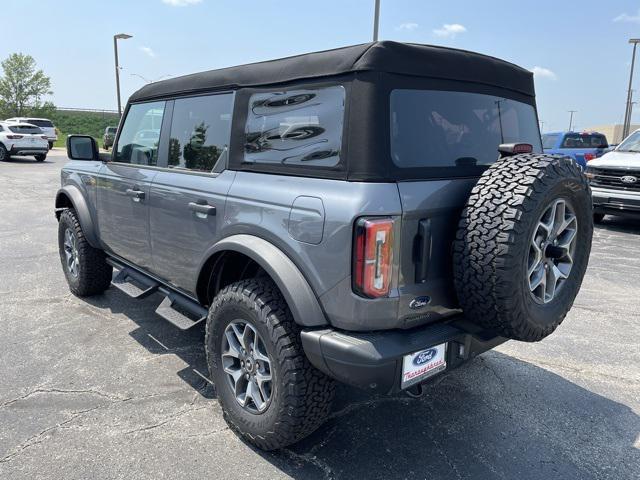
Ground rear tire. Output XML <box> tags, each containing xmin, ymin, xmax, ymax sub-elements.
<box><xmin>35</xmin><ymin>154</ymin><xmax>46</xmax><ymax>162</ymax></box>
<box><xmin>206</xmin><ymin>279</ymin><xmax>334</xmax><ymax>450</ymax></box>
<box><xmin>593</xmin><ymin>213</ymin><xmax>605</xmax><ymax>223</ymax></box>
<box><xmin>58</xmin><ymin>209</ymin><xmax>112</xmax><ymax>296</ymax></box>
<box><xmin>453</xmin><ymin>154</ymin><xmax>593</xmax><ymax>342</ymax></box>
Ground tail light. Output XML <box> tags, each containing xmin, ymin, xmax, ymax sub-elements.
<box><xmin>584</xmin><ymin>153</ymin><xmax>596</xmax><ymax>162</ymax></box>
<box><xmin>6</xmin><ymin>135</ymin><xmax>23</xmax><ymax>139</ymax></box>
<box><xmin>353</xmin><ymin>217</ymin><xmax>394</xmax><ymax>298</ymax></box>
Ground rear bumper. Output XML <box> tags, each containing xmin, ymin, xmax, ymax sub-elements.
<box><xmin>592</xmin><ymin>186</ymin><xmax>640</xmax><ymax>217</ymax></box>
<box><xmin>8</xmin><ymin>146</ymin><xmax>48</xmax><ymax>156</ymax></box>
<box><xmin>301</xmin><ymin>319</ymin><xmax>506</xmax><ymax>394</ymax></box>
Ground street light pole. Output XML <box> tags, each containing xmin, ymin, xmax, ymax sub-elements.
<box><xmin>568</xmin><ymin>110</ymin><xmax>577</xmax><ymax>131</ymax></box>
<box><xmin>373</xmin><ymin>0</ymin><xmax>381</xmax><ymax>41</ymax></box>
<box><xmin>623</xmin><ymin>39</ymin><xmax>640</xmax><ymax>139</ymax></box>
<box><xmin>113</xmin><ymin>33</ymin><xmax>132</xmax><ymax>117</ymax></box>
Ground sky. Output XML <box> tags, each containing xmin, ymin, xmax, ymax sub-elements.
<box><xmin>2</xmin><ymin>0</ymin><xmax>640</xmax><ymax>132</ymax></box>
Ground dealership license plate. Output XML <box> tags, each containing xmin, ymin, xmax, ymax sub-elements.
<box><xmin>401</xmin><ymin>343</ymin><xmax>447</xmax><ymax>389</ymax></box>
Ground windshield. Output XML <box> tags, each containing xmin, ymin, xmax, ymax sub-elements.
<box><xmin>542</xmin><ymin>134</ymin><xmax>560</xmax><ymax>149</ymax></box>
<box><xmin>560</xmin><ymin>133</ymin><xmax>608</xmax><ymax>149</ymax></box>
<box><xmin>390</xmin><ymin>89</ymin><xmax>541</xmax><ymax>170</ymax></box>
<box><xmin>617</xmin><ymin>131</ymin><xmax>640</xmax><ymax>152</ymax></box>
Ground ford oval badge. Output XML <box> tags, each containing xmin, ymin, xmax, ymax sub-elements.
<box><xmin>409</xmin><ymin>296</ymin><xmax>431</xmax><ymax>309</ymax></box>
<box><xmin>621</xmin><ymin>175</ymin><xmax>638</xmax><ymax>184</ymax></box>
<box><xmin>413</xmin><ymin>348</ymin><xmax>437</xmax><ymax>366</ymax></box>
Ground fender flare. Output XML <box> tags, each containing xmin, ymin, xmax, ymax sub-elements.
<box><xmin>204</xmin><ymin>234</ymin><xmax>327</xmax><ymax>327</ymax></box>
<box><xmin>55</xmin><ymin>185</ymin><xmax>100</xmax><ymax>248</ymax></box>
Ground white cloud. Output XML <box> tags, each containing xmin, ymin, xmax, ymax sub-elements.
<box><xmin>433</xmin><ymin>23</ymin><xmax>467</xmax><ymax>38</ymax></box>
<box><xmin>162</xmin><ymin>0</ymin><xmax>202</xmax><ymax>6</ymax></box>
<box><xmin>613</xmin><ymin>9</ymin><xmax>640</xmax><ymax>23</ymax></box>
<box><xmin>396</xmin><ymin>22</ymin><xmax>419</xmax><ymax>31</ymax></box>
<box><xmin>530</xmin><ymin>66</ymin><xmax>557</xmax><ymax>80</ymax></box>
<box><xmin>139</xmin><ymin>46</ymin><xmax>156</xmax><ymax>58</ymax></box>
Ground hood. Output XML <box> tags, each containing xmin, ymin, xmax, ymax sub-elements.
<box><xmin>588</xmin><ymin>150</ymin><xmax>640</xmax><ymax>169</ymax></box>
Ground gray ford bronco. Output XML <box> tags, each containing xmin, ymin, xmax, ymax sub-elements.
<box><xmin>55</xmin><ymin>41</ymin><xmax>593</xmax><ymax>450</ymax></box>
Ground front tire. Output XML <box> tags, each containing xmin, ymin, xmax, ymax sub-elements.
<box><xmin>206</xmin><ymin>279</ymin><xmax>334</xmax><ymax>450</ymax></box>
<box><xmin>58</xmin><ymin>209</ymin><xmax>112</xmax><ymax>296</ymax></box>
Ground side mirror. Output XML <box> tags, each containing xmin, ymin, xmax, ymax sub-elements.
<box><xmin>67</xmin><ymin>135</ymin><xmax>98</xmax><ymax>161</ymax></box>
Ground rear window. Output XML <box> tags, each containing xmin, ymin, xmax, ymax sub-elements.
<box><xmin>26</xmin><ymin>119</ymin><xmax>53</xmax><ymax>128</ymax></box>
<box><xmin>390</xmin><ymin>89</ymin><xmax>541</xmax><ymax>170</ymax></box>
<box><xmin>560</xmin><ymin>133</ymin><xmax>608</xmax><ymax>149</ymax></box>
<box><xmin>542</xmin><ymin>134</ymin><xmax>560</xmax><ymax>149</ymax></box>
<box><xmin>9</xmin><ymin>125</ymin><xmax>42</xmax><ymax>134</ymax></box>
<box><xmin>243</xmin><ymin>86</ymin><xmax>345</xmax><ymax>167</ymax></box>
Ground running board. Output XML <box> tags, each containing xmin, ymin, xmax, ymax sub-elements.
<box><xmin>111</xmin><ymin>267</ymin><xmax>159</xmax><ymax>299</ymax></box>
<box><xmin>155</xmin><ymin>296</ymin><xmax>207</xmax><ymax>330</ymax></box>
<box><xmin>107</xmin><ymin>258</ymin><xmax>206</xmax><ymax>331</ymax></box>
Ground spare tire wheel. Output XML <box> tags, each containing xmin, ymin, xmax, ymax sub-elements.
<box><xmin>453</xmin><ymin>154</ymin><xmax>593</xmax><ymax>342</ymax></box>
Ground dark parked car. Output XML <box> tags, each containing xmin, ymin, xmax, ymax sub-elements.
<box><xmin>102</xmin><ymin>126</ymin><xmax>117</xmax><ymax>150</ymax></box>
<box><xmin>55</xmin><ymin>41</ymin><xmax>593</xmax><ymax>450</ymax></box>
<box><xmin>542</xmin><ymin>131</ymin><xmax>609</xmax><ymax>169</ymax></box>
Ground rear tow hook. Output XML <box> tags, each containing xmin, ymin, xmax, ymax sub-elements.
<box><xmin>405</xmin><ymin>383</ymin><xmax>426</xmax><ymax>398</ymax></box>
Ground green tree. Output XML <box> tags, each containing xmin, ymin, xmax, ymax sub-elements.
<box><xmin>0</xmin><ymin>53</ymin><xmax>53</xmax><ymax>117</ymax></box>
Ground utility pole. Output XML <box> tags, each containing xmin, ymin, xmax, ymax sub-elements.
<box><xmin>113</xmin><ymin>33</ymin><xmax>133</xmax><ymax>117</ymax></box>
<box><xmin>623</xmin><ymin>39</ymin><xmax>640</xmax><ymax>139</ymax></box>
<box><xmin>539</xmin><ymin>120</ymin><xmax>545</xmax><ymax>133</ymax></box>
<box><xmin>568</xmin><ymin>110</ymin><xmax>577</xmax><ymax>131</ymax></box>
<box><xmin>373</xmin><ymin>0</ymin><xmax>381</xmax><ymax>41</ymax></box>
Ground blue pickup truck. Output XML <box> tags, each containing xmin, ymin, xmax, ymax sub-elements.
<box><xmin>542</xmin><ymin>131</ymin><xmax>609</xmax><ymax>169</ymax></box>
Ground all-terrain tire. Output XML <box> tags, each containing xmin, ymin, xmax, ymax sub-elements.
<box><xmin>593</xmin><ymin>213</ymin><xmax>605</xmax><ymax>223</ymax></box>
<box><xmin>453</xmin><ymin>154</ymin><xmax>593</xmax><ymax>342</ymax></box>
<box><xmin>206</xmin><ymin>279</ymin><xmax>335</xmax><ymax>450</ymax></box>
<box><xmin>58</xmin><ymin>209</ymin><xmax>112</xmax><ymax>296</ymax></box>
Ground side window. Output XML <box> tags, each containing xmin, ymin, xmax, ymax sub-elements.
<box><xmin>168</xmin><ymin>94</ymin><xmax>233</xmax><ymax>172</ymax></box>
<box><xmin>244</xmin><ymin>86</ymin><xmax>345</xmax><ymax>167</ymax></box>
<box><xmin>114</xmin><ymin>101</ymin><xmax>165</xmax><ymax>165</ymax></box>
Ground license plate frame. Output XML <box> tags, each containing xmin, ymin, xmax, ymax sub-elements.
<box><xmin>401</xmin><ymin>343</ymin><xmax>447</xmax><ymax>389</ymax></box>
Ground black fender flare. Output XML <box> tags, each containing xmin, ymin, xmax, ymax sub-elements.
<box><xmin>202</xmin><ymin>234</ymin><xmax>327</xmax><ymax>327</ymax></box>
<box><xmin>55</xmin><ymin>185</ymin><xmax>100</xmax><ymax>248</ymax></box>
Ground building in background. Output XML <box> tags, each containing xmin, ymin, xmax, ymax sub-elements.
<box><xmin>584</xmin><ymin>124</ymin><xmax>640</xmax><ymax>144</ymax></box>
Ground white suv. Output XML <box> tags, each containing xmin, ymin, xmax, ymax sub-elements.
<box><xmin>0</xmin><ymin>121</ymin><xmax>49</xmax><ymax>161</ymax></box>
<box><xmin>5</xmin><ymin>117</ymin><xmax>57</xmax><ymax>149</ymax></box>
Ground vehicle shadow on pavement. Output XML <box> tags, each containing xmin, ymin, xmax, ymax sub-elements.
<box><xmin>596</xmin><ymin>216</ymin><xmax>640</xmax><ymax>235</ymax></box>
<box><xmin>264</xmin><ymin>352</ymin><xmax>639</xmax><ymax>480</ymax></box>
<box><xmin>84</xmin><ymin>289</ymin><xmax>216</xmax><ymax>400</ymax></box>
<box><xmin>83</xmin><ymin>291</ymin><xmax>639</xmax><ymax>480</ymax></box>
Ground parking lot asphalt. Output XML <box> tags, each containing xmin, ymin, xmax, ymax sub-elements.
<box><xmin>0</xmin><ymin>149</ymin><xmax>638</xmax><ymax>480</ymax></box>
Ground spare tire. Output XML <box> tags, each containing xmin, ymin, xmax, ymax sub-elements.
<box><xmin>453</xmin><ymin>154</ymin><xmax>593</xmax><ymax>342</ymax></box>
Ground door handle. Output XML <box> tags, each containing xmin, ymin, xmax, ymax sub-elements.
<box><xmin>125</xmin><ymin>188</ymin><xmax>145</xmax><ymax>201</ymax></box>
<box><xmin>188</xmin><ymin>202</ymin><xmax>216</xmax><ymax>217</ymax></box>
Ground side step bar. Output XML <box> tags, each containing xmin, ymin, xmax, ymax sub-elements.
<box><xmin>107</xmin><ymin>259</ymin><xmax>207</xmax><ymax>330</ymax></box>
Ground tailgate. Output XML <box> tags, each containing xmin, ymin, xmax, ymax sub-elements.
<box><xmin>396</xmin><ymin>179</ymin><xmax>477</xmax><ymax>328</ymax></box>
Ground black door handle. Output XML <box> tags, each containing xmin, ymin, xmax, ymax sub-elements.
<box><xmin>125</xmin><ymin>188</ymin><xmax>145</xmax><ymax>200</ymax></box>
<box><xmin>188</xmin><ymin>202</ymin><xmax>216</xmax><ymax>216</ymax></box>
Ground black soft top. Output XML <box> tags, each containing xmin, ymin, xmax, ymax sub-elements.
<box><xmin>129</xmin><ymin>41</ymin><xmax>534</xmax><ymax>102</ymax></box>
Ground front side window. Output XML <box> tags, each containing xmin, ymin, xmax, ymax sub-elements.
<box><xmin>390</xmin><ymin>89</ymin><xmax>542</xmax><ymax>170</ymax></box>
<box><xmin>244</xmin><ymin>86</ymin><xmax>345</xmax><ymax>167</ymax></box>
<box><xmin>168</xmin><ymin>94</ymin><xmax>233</xmax><ymax>172</ymax></box>
<box><xmin>114</xmin><ymin>101</ymin><xmax>165</xmax><ymax>165</ymax></box>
